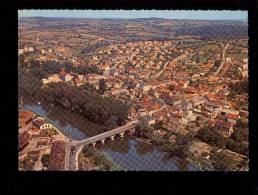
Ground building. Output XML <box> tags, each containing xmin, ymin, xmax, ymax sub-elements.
<box><xmin>19</xmin><ymin>109</ymin><xmax>35</xmax><ymax>128</ymax></box>
<box><xmin>242</xmin><ymin>59</ymin><xmax>248</xmax><ymax>64</ymax></box>
<box><xmin>32</xmin><ymin>117</ymin><xmax>53</xmax><ymax>130</ymax></box>
<box><xmin>18</xmin><ymin>49</ymin><xmax>24</xmax><ymax>55</ymax></box>
<box><xmin>19</xmin><ymin>132</ymin><xmax>30</xmax><ymax>151</ymax></box>
<box><xmin>48</xmin><ymin>141</ymin><xmax>66</xmax><ymax>171</ymax></box>
<box><xmin>191</xmin><ymin>96</ymin><xmax>207</xmax><ymax>107</ymax></box>
<box><xmin>43</xmin><ymin>74</ymin><xmax>63</xmax><ymax>84</ymax></box>
<box><xmin>73</xmin><ymin>77</ymin><xmax>84</xmax><ymax>87</ymax></box>
<box><xmin>214</xmin><ymin>119</ymin><xmax>234</xmax><ymax>137</ymax></box>
<box><xmin>225</xmin><ymin>58</ymin><xmax>232</xmax><ymax>63</ymax></box>
<box><xmin>100</xmin><ymin>63</ymin><xmax>110</xmax><ymax>71</ymax></box>
<box><xmin>227</xmin><ymin>113</ymin><xmax>240</xmax><ymax>125</ymax></box>
<box><xmin>28</xmin><ymin>47</ymin><xmax>34</xmax><ymax>52</ymax></box>
<box><xmin>61</xmin><ymin>74</ymin><xmax>74</xmax><ymax>82</ymax></box>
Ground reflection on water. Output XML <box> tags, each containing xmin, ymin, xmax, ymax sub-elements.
<box><xmin>22</xmin><ymin>100</ymin><xmax>200</xmax><ymax>171</ymax></box>
<box><xmin>99</xmin><ymin>138</ymin><xmax>180</xmax><ymax>171</ymax></box>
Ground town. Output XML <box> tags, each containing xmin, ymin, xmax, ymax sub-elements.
<box><xmin>18</xmin><ymin>16</ymin><xmax>249</xmax><ymax>171</ymax></box>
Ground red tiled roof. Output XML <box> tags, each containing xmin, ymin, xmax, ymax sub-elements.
<box><xmin>227</xmin><ymin>113</ymin><xmax>239</xmax><ymax>120</ymax></box>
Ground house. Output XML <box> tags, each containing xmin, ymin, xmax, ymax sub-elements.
<box><xmin>191</xmin><ymin>96</ymin><xmax>207</xmax><ymax>107</ymax></box>
<box><xmin>139</xmin><ymin>108</ymin><xmax>148</xmax><ymax>117</ymax></box>
<box><xmin>44</xmin><ymin>74</ymin><xmax>63</xmax><ymax>84</ymax></box>
<box><xmin>242</xmin><ymin>63</ymin><xmax>248</xmax><ymax>70</ymax></box>
<box><xmin>61</xmin><ymin>74</ymin><xmax>74</xmax><ymax>82</ymax></box>
<box><xmin>78</xmin><ymin>75</ymin><xmax>84</xmax><ymax>81</ymax></box>
<box><xmin>242</xmin><ymin>70</ymin><xmax>248</xmax><ymax>78</ymax></box>
<box><xmin>18</xmin><ymin>49</ymin><xmax>24</xmax><ymax>55</ymax></box>
<box><xmin>128</xmin><ymin>107</ymin><xmax>137</xmax><ymax>119</ymax></box>
<box><xmin>27</xmin><ymin>150</ymin><xmax>40</xmax><ymax>161</ymax></box>
<box><xmin>140</xmin><ymin>83</ymin><xmax>151</xmax><ymax>92</ymax></box>
<box><xmin>214</xmin><ymin>119</ymin><xmax>234</xmax><ymax>137</ymax></box>
<box><xmin>109</xmin><ymin>69</ymin><xmax>119</xmax><ymax>77</ymax></box>
<box><xmin>225</xmin><ymin>58</ymin><xmax>232</xmax><ymax>63</ymax></box>
<box><xmin>19</xmin><ymin>132</ymin><xmax>30</xmax><ymax>151</ymax></box>
<box><xmin>32</xmin><ymin>117</ymin><xmax>53</xmax><ymax>130</ymax></box>
<box><xmin>37</xmin><ymin>140</ymin><xmax>49</xmax><ymax>149</ymax></box>
<box><xmin>242</xmin><ymin>59</ymin><xmax>248</xmax><ymax>64</ymax></box>
<box><xmin>28</xmin><ymin>47</ymin><xmax>34</xmax><ymax>52</ymax></box>
<box><xmin>145</xmin><ymin>116</ymin><xmax>156</xmax><ymax>125</ymax></box>
<box><xmin>19</xmin><ymin>109</ymin><xmax>35</xmax><ymax>128</ymax></box>
<box><xmin>153</xmin><ymin>130</ymin><xmax>167</xmax><ymax>137</ymax></box>
<box><xmin>100</xmin><ymin>63</ymin><xmax>110</xmax><ymax>71</ymax></box>
<box><xmin>181</xmin><ymin>101</ymin><xmax>193</xmax><ymax>110</ymax></box>
<box><xmin>31</xmin><ymin>131</ymin><xmax>50</xmax><ymax>142</ymax></box>
<box><xmin>227</xmin><ymin>113</ymin><xmax>240</xmax><ymax>125</ymax></box>
<box><xmin>220</xmin><ymin>108</ymin><xmax>239</xmax><ymax>116</ymax></box>
<box><xmin>73</xmin><ymin>77</ymin><xmax>84</xmax><ymax>87</ymax></box>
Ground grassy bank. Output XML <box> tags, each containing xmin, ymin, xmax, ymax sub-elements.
<box><xmin>80</xmin><ymin>145</ymin><xmax>124</xmax><ymax>171</ymax></box>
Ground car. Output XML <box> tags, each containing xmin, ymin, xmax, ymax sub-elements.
<box><xmin>71</xmin><ymin>146</ymin><xmax>76</xmax><ymax>155</ymax></box>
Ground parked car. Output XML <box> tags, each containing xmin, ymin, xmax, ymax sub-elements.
<box><xmin>71</xmin><ymin>146</ymin><xmax>76</xmax><ymax>155</ymax></box>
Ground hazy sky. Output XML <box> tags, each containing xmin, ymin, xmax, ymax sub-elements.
<box><xmin>18</xmin><ymin>10</ymin><xmax>247</xmax><ymax>20</ymax></box>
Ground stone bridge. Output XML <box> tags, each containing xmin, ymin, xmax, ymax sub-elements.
<box><xmin>72</xmin><ymin>120</ymin><xmax>139</xmax><ymax>147</ymax></box>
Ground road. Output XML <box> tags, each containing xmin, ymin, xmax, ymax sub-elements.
<box><xmin>154</xmin><ymin>51</ymin><xmax>190</xmax><ymax>79</ymax></box>
<box><xmin>214</xmin><ymin>43</ymin><xmax>229</xmax><ymax>76</ymax></box>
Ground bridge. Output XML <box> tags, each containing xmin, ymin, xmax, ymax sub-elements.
<box><xmin>72</xmin><ymin>120</ymin><xmax>139</xmax><ymax>147</ymax></box>
<box><xmin>66</xmin><ymin>120</ymin><xmax>139</xmax><ymax>170</ymax></box>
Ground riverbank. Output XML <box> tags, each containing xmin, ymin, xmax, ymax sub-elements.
<box><xmin>79</xmin><ymin>145</ymin><xmax>124</xmax><ymax>171</ymax></box>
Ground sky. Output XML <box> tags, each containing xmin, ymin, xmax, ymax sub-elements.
<box><xmin>18</xmin><ymin>10</ymin><xmax>247</xmax><ymax>21</ymax></box>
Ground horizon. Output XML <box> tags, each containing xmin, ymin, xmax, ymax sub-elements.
<box><xmin>19</xmin><ymin>16</ymin><xmax>247</xmax><ymax>22</ymax></box>
<box><xmin>18</xmin><ymin>10</ymin><xmax>248</xmax><ymax>21</ymax></box>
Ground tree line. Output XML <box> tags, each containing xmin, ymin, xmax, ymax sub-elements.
<box><xmin>40</xmin><ymin>82</ymin><xmax>130</xmax><ymax>130</ymax></box>
<box><xmin>196</xmin><ymin>124</ymin><xmax>248</xmax><ymax>157</ymax></box>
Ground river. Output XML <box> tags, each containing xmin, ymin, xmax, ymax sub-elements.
<box><xmin>23</xmin><ymin>100</ymin><xmax>200</xmax><ymax>171</ymax></box>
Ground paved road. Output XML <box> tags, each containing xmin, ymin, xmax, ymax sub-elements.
<box><xmin>154</xmin><ymin>51</ymin><xmax>190</xmax><ymax>79</ymax></box>
<box><xmin>214</xmin><ymin>43</ymin><xmax>229</xmax><ymax>76</ymax></box>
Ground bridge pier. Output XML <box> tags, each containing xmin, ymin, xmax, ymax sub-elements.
<box><xmin>120</xmin><ymin>132</ymin><xmax>125</xmax><ymax>138</ymax></box>
<box><xmin>110</xmin><ymin>135</ymin><xmax>115</xmax><ymax>141</ymax></box>
<box><xmin>92</xmin><ymin>142</ymin><xmax>96</xmax><ymax>147</ymax></box>
<box><xmin>101</xmin><ymin>139</ymin><xmax>105</xmax><ymax>144</ymax></box>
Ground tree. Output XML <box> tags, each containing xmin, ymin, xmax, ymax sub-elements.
<box><xmin>195</xmin><ymin>56</ymin><xmax>200</xmax><ymax>63</ymax></box>
<box><xmin>196</xmin><ymin>126</ymin><xmax>226</xmax><ymax>148</ymax></box>
<box><xmin>41</xmin><ymin>154</ymin><xmax>50</xmax><ymax>167</ymax></box>
<box><xmin>154</xmin><ymin>121</ymin><xmax>163</xmax><ymax>130</ymax></box>
<box><xmin>98</xmin><ymin>79</ymin><xmax>107</xmax><ymax>95</ymax></box>
<box><xmin>210</xmin><ymin>150</ymin><xmax>237</xmax><ymax>171</ymax></box>
<box><xmin>135</xmin><ymin>117</ymin><xmax>153</xmax><ymax>138</ymax></box>
<box><xmin>105</xmin><ymin>115</ymin><xmax>118</xmax><ymax>130</ymax></box>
